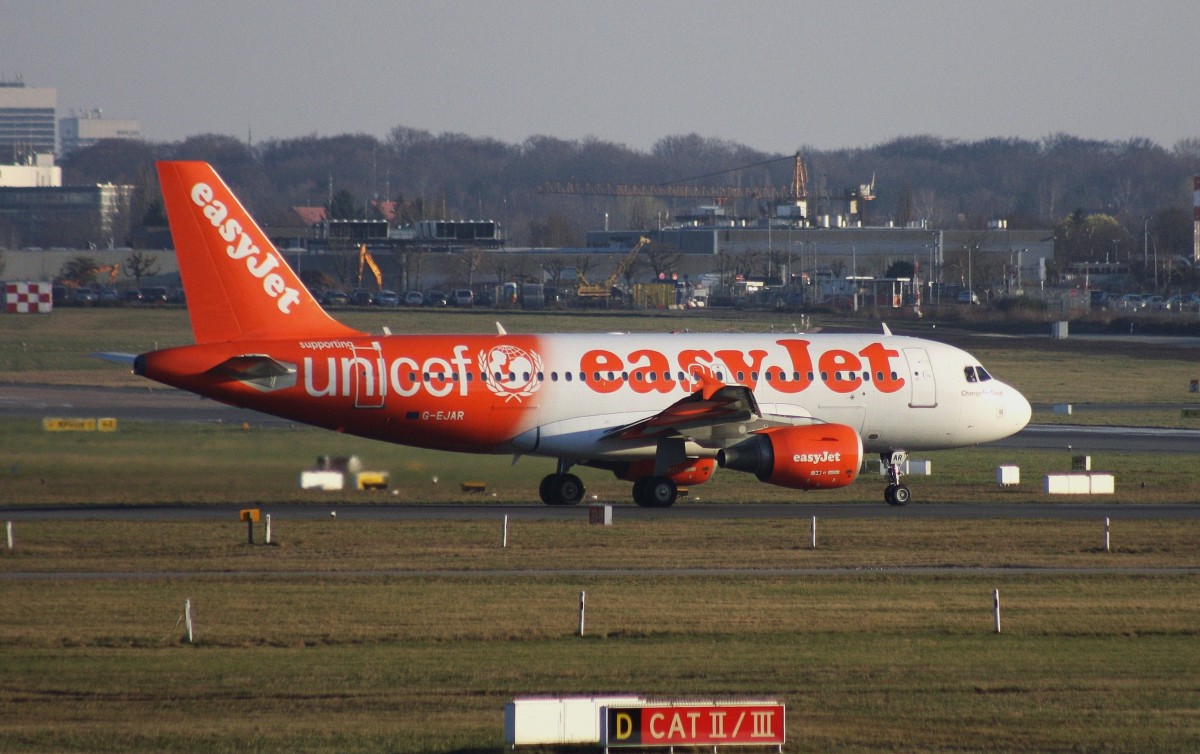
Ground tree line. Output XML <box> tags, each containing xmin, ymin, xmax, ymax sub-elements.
<box><xmin>57</xmin><ymin>129</ymin><xmax>1200</xmax><ymax>263</ymax></box>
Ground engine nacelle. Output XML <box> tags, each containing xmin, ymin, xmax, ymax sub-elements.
<box><xmin>616</xmin><ymin>458</ymin><xmax>716</xmax><ymax>486</ymax></box>
<box><xmin>716</xmin><ymin>424</ymin><xmax>862</xmax><ymax>490</ymax></box>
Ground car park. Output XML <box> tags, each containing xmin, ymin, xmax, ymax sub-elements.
<box><xmin>403</xmin><ymin>290</ymin><xmax>424</xmax><ymax>307</ymax></box>
<box><xmin>451</xmin><ymin>289</ymin><xmax>474</xmax><ymax>307</ymax></box>
<box><xmin>425</xmin><ymin>290</ymin><xmax>448</xmax><ymax>307</ymax></box>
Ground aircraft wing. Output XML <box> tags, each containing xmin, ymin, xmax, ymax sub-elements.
<box><xmin>603</xmin><ymin>372</ymin><xmax>762</xmax><ymax>442</ymax></box>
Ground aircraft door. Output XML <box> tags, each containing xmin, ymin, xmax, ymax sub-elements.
<box><xmin>903</xmin><ymin>347</ymin><xmax>937</xmax><ymax>408</ymax></box>
<box><xmin>350</xmin><ymin>342</ymin><xmax>386</xmax><ymax>409</ymax></box>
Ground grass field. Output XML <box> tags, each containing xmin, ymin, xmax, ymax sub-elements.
<box><xmin>1</xmin><ymin>518</ymin><xmax>1199</xmax><ymax>753</ymax></box>
<box><xmin>3</xmin><ymin>307</ymin><xmax>1200</xmax><ymax>752</ymax></box>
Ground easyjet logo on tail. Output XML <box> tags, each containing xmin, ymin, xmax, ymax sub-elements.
<box><xmin>190</xmin><ymin>182</ymin><xmax>302</xmax><ymax>314</ymax></box>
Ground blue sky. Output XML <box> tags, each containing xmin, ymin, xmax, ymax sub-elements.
<box><xmin>5</xmin><ymin>0</ymin><xmax>1199</xmax><ymax>153</ymax></box>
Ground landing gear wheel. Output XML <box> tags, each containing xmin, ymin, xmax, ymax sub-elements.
<box><xmin>633</xmin><ymin>476</ymin><xmax>677</xmax><ymax>508</ymax></box>
<box><xmin>885</xmin><ymin>484</ymin><xmax>911</xmax><ymax>506</ymax></box>
<box><xmin>631</xmin><ymin>477</ymin><xmax>650</xmax><ymax>505</ymax></box>
<box><xmin>540</xmin><ymin>473</ymin><xmax>584</xmax><ymax>506</ymax></box>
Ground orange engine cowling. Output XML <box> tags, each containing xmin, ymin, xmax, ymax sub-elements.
<box><xmin>617</xmin><ymin>458</ymin><xmax>717</xmax><ymax>486</ymax></box>
<box><xmin>716</xmin><ymin>424</ymin><xmax>862</xmax><ymax>490</ymax></box>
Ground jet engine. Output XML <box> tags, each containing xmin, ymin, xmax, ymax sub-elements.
<box><xmin>716</xmin><ymin>424</ymin><xmax>862</xmax><ymax>490</ymax></box>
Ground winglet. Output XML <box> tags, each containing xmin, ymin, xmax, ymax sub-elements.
<box><xmin>881</xmin><ymin>323</ymin><xmax>893</xmax><ymax>337</ymax></box>
<box><xmin>157</xmin><ymin>161</ymin><xmax>361</xmax><ymax>344</ymax></box>
<box><xmin>696</xmin><ymin>370</ymin><xmax>725</xmax><ymax>401</ymax></box>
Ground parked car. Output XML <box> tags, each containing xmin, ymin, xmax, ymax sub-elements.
<box><xmin>403</xmin><ymin>290</ymin><xmax>424</xmax><ymax>307</ymax></box>
<box><xmin>140</xmin><ymin>286</ymin><xmax>169</xmax><ymax>303</ymax></box>
<box><xmin>1142</xmin><ymin>295</ymin><xmax>1166</xmax><ymax>311</ymax></box>
<box><xmin>72</xmin><ymin>287</ymin><xmax>97</xmax><ymax>305</ymax></box>
<box><xmin>956</xmin><ymin>290</ymin><xmax>980</xmax><ymax>305</ymax></box>
<box><xmin>374</xmin><ymin>290</ymin><xmax>400</xmax><ymax>307</ymax></box>
<box><xmin>97</xmin><ymin>287</ymin><xmax>120</xmax><ymax>305</ymax></box>
<box><xmin>1115</xmin><ymin>293</ymin><xmax>1144</xmax><ymax>311</ymax></box>
<box><xmin>425</xmin><ymin>290</ymin><xmax>448</xmax><ymax>307</ymax></box>
<box><xmin>122</xmin><ymin>289</ymin><xmax>145</xmax><ymax>305</ymax></box>
<box><xmin>321</xmin><ymin>290</ymin><xmax>349</xmax><ymax>307</ymax></box>
<box><xmin>451</xmin><ymin>289</ymin><xmax>474</xmax><ymax>307</ymax></box>
<box><xmin>349</xmin><ymin>288</ymin><xmax>374</xmax><ymax>306</ymax></box>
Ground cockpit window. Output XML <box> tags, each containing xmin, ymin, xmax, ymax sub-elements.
<box><xmin>965</xmin><ymin>365</ymin><xmax>993</xmax><ymax>383</ymax></box>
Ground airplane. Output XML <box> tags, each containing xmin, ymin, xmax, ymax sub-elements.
<box><xmin>108</xmin><ymin>161</ymin><xmax>1031</xmax><ymax>508</ymax></box>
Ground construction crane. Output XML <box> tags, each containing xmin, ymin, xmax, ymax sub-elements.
<box><xmin>578</xmin><ymin>236</ymin><xmax>652</xmax><ymax>298</ymax></box>
<box><xmin>540</xmin><ymin>154</ymin><xmax>810</xmax><ymax>204</ymax></box>
<box><xmin>539</xmin><ymin>153</ymin><xmax>875</xmax><ymax>224</ymax></box>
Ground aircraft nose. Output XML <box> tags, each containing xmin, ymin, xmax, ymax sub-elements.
<box><xmin>1008</xmin><ymin>386</ymin><xmax>1032</xmax><ymax>431</ymax></box>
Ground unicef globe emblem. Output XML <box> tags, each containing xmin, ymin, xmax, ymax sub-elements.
<box><xmin>478</xmin><ymin>345</ymin><xmax>544</xmax><ymax>403</ymax></box>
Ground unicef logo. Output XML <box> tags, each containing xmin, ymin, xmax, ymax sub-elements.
<box><xmin>478</xmin><ymin>345</ymin><xmax>544</xmax><ymax>403</ymax></box>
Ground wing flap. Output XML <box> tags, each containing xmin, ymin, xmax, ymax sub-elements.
<box><xmin>604</xmin><ymin>373</ymin><xmax>762</xmax><ymax>442</ymax></box>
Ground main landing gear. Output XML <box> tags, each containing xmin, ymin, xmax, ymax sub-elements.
<box><xmin>539</xmin><ymin>459</ymin><xmax>584</xmax><ymax>506</ymax></box>
<box><xmin>631</xmin><ymin>476</ymin><xmax>678</xmax><ymax>508</ymax></box>
<box><xmin>882</xmin><ymin>450</ymin><xmax>911</xmax><ymax>506</ymax></box>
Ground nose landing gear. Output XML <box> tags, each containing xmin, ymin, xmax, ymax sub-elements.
<box><xmin>882</xmin><ymin>450</ymin><xmax>911</xmax><ymax>506</ymax></box>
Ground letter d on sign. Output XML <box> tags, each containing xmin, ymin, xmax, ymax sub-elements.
<box><xmin>616</xmin><ymin>712</ymin><xmax>633</xmax><ymax>740</ymax></box>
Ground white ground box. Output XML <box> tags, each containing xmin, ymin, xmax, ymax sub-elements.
<box><xmin>299</xmin><ymin>470</ymin><xmax>344</xmax><ymax>491</ymax></box>
<box><xmin>504</xmin><ymin>696</ymin><xmax>642</xmax><ymax>746</ymax></box>
<box><xmin>1044</xmin><ymin>473</ymin><xmax>1114</xmax><ymax>495</ymax></box>
<box><xmin>996</xmin><ymin>465</ymin><xmax>1020</xmax><ymax>486</ymax></box>
<box><xmin>864</xmin><ymin>459</ymin><xmax>931</xmax><ymax>475</ymax></box>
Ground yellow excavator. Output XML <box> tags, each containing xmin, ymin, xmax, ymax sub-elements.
<box><xmin>358</xmin><ymin>245</ymin><xmax>382</xmax><ymax>289</ymax></box>
<box><xmin>577</xmin><ymin>236</ymin><xmax>651</xmax><ymax>298</ymax></box>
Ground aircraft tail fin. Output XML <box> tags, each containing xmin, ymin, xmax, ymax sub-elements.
<box><xmin>157</xmin><ymin>161</ymin><xmax>360</xmax><ymax>344</ymax></box>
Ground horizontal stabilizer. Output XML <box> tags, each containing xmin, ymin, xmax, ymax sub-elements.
<box><xmin>91</xmin><ymin>352</ymin><xmax>138</xmax><ymax>367</ymax></box>
<box><xmin>207</xmin><ymin>354</ymin><xmax>297</xmax><ymax>391</ymax></box>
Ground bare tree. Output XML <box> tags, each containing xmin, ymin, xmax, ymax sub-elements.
<box><xmin>458</xmin><ymin>249</ymin><xmax>484</xmax><ymax>287</ymax></box>
<box><xmin>58</xmin><ymin>255</ymin><xmax>100</xmax><ymax>286</ymax></box>
<box><xmin>123</xmin><ymin>251</ymin><xmax>159</xmax><ymax>286</ymax></box>
<box><xmin>643</xmin><ymin>243</ymin><xmax>682</xmax><ymax>281</ymax></box>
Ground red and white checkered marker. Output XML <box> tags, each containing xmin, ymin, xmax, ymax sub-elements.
<box><xmin>5</xmin><ymin>282</ymin><xmax>53</xmax><ymax>313</ymax></box>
